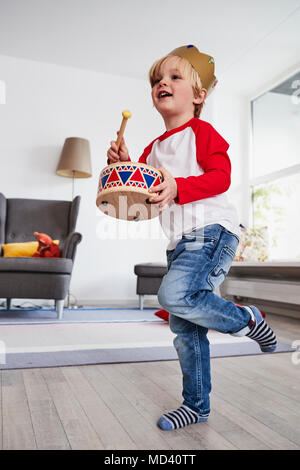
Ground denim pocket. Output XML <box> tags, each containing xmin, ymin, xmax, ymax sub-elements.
<box><xmin>184</xmin><ymin>235</ymin><xmax>216</xmax><ymax>251</ymax></box>
<box><xmin>207</xmin><ymin>245</ymin><xmax>236</xmax><ymax>290</ymax></box>
<box><xmin>183</xmin><ymin>225</ymin><xmax>218</xmax><ymax>242</ymax></box>
<box><xmin>182</xmin><ymin>228</ymin><xmax>217</xmax><ymax>254</ymax></box>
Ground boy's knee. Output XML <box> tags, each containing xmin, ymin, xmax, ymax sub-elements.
<box><xmin>158</xmin><ymin>277</ymin><xmax>192</xmax><ymax>311</ymax></box>
<box><xmin>158</xmin><ymin>277</ymin><xmax>209</xmax><ymax>325</ymax></box>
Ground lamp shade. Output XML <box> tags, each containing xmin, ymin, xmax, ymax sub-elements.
<box><xmin>56</xmin><ymin>137</ymin><xmax>92</xmax><ymax>178</ymax></box>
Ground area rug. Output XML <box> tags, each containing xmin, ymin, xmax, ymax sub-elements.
<box><xmin>0</xmin><ymin>316</ymin><xmax>294</xmax><ymax>370</ymax></box>
<box><xmin>0</xmin><ymin>307</ymin><xmax>163</xmax><ymax>325</ymax></box>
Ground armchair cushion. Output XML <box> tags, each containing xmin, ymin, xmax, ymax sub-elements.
<box><xmin>0</xmin><ymin>257</ymin><xmax>72</xmax><ymax>274</ymax></box>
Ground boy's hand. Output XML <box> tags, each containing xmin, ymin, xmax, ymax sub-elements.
<box><xmin>148</xmin><ymin>167</ymin><xmax>178</xmax><ymax>211</ymax></box>
<box><xmin>107</xmin><ymin>133</ymin><xmax>129</xmax><ymax>163</ymax></box>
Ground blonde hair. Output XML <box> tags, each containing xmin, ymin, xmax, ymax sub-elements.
<box><xmin>148</xmin><ymin>55</ymin><xmax>204</xmax><ymax>117</ymax></box>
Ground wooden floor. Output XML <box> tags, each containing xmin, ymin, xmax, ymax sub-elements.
<box><xmin>0</xmin><ymin>313</ymin><xmax>300</xmax><ymax>450</ymax></box>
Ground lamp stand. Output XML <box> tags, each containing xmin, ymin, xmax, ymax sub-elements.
<box><xmin>56</xmin><ymin>137</ymin><xmax>92</xmax><ymax>311</ymax></box>
<box><xmin>72</xmin><ymin>170</ymin><xmax>75</xmax><ymax>200</ymax></box>
<box><xmin>66</xmin><ymin>170</ymin><xmax>76</xmax><ymax>309</ymax></box>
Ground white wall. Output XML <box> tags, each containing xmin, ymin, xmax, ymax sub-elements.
<box><xmin>214</xmin><ymin>87</ymin><xmax>250</xmax><ymax>227</ymax></box>
<box><xmin>0</xmin><ymin>54</ymin><xmax>242</xmax><ymax>305</ymax></box>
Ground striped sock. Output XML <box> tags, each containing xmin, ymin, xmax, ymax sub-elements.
<box><xmin>244</xmin><ymin>306</ymin><xmax>277</xmax><ymax>352</ymax></box>
<box><xmin>157</xmin><ymin>405</ymin><xmax>208</xmax><ymax>431</ymax></box>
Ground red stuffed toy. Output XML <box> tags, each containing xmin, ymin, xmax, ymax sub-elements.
<box><xmin>155</xmin><ymin>309</ymin><xmax>169</xmax><ymax>321</ymax></box>
<box><xmin>33</xmin><ymin>232</ymin><xmax>61</xmax><ymax>258</ymax></box>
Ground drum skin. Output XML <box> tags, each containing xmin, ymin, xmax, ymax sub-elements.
<box><xmin>96</xmin><ymin>161</ymin><xmax>163</xmax><ymax>221</ymax></box>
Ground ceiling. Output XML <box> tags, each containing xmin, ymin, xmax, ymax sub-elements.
<box><xmin>0</xmin><ymin>0</ymin><xmax>300</xmax><ymax>95</ymax></box>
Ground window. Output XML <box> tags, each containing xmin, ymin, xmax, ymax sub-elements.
<box><xmin>250</xmin><ymin>71</ymin><xmax>300</xmax><ymax>261</ymax></box>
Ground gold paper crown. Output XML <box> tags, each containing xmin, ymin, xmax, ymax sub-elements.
<box><xmin>168</xmin><ymin>45</ymin><xmax>218</xmax><ymax>95</ymax></box>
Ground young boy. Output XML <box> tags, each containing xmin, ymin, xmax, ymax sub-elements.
<box><xmin>107</xmin><ymin>45</ymin><xmax>277</xmax><ymax>431</ymax></box>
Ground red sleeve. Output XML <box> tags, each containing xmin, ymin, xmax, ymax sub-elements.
<box><xmin>138</xmin><ymin>138</ymin><xmax>158</xmax><ymax>164</ymax></box>
<box><xmin>174</xmin><ymin>120</ymin><xmax>231</xmax><ymax>205</ymax></box>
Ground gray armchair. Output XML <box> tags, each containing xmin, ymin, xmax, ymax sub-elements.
<box><xmin>0</xmin><ymin>193</ymin><xmax>82</xmax><ymax>319</ymax></box>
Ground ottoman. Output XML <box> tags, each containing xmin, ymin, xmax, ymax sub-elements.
<box><xmin>134</xmin><ymin>263</ymin><xmax>168</xmax><ymax>310</ymax></box>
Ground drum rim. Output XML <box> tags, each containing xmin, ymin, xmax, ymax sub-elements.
<box><xmin>100</xmin><ymin>161</ymin><xmax>162</xmax><ymax>176</ymax></box>
<box><xmin>96</xmin><ymin>186</ymin><xmax>158</xmax><ymax>207</ymax></box>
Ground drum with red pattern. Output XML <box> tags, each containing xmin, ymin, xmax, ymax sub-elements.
<box><xmin>96</xmin><ymin>162</ymin><xmax>163</xmax><ymax>221</ymax></box>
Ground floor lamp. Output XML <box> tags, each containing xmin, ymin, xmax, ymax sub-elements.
<box><xmin>56</xmin><ymin>137</ymin><xmax>92</xmax><ymax>307</ymax></box>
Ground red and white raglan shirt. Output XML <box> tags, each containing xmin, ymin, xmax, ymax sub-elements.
<box><xmin>137</xmin><ymin>118</ymin><xmax>240</xmax><ymax>250</ymax></box>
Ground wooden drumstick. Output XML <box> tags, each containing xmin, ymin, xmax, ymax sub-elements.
<box><xmin>115</xmin><ymin>110</ymin><xmax>132</xmax><ymax>152</ymax></box>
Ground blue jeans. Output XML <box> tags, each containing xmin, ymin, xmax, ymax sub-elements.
<box><xmin>157</xmin><ymin>224</ymin><xmax>252</xmax><ymax>415</ymax></box>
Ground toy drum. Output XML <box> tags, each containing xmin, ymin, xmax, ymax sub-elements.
<box><xmin>96</xmin><ymin>162</ymin><xmax>163</xmax><ymax>221</ymax></box>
